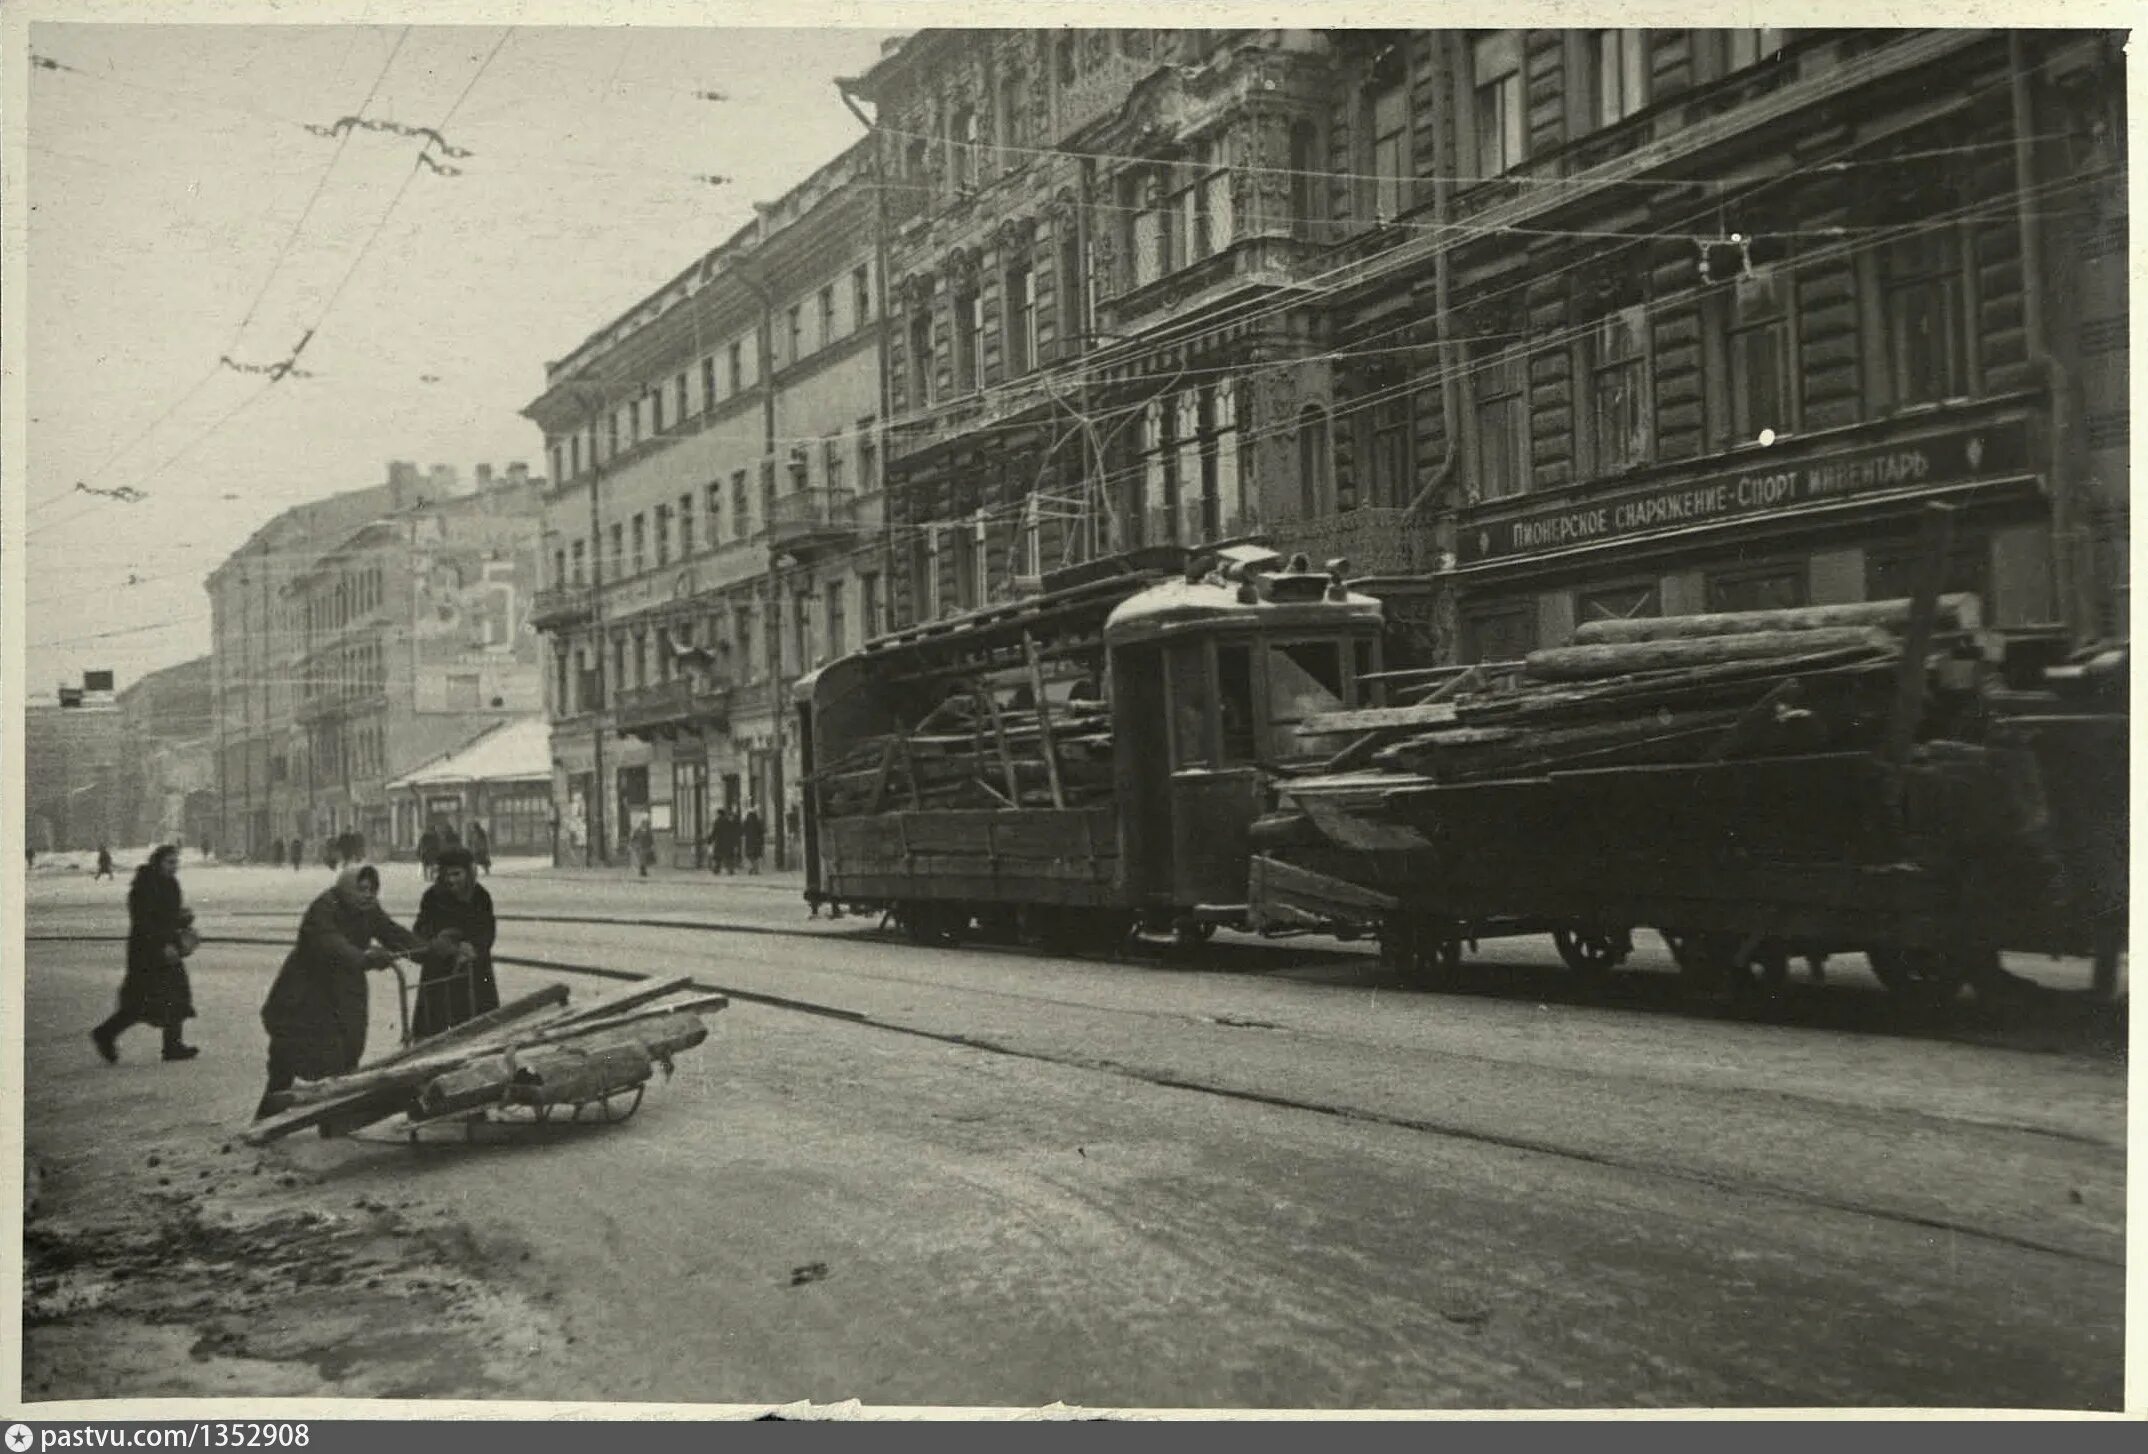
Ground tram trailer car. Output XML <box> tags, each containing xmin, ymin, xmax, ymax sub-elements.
<box><xmin>797</xmin><ymin>547</ymin><xmax>1386</xmax><ymax>949</ymax></box>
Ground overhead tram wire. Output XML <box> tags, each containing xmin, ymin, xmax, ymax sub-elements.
<box><xmin>32</xmin><ymin>27</ymin><xmax>414</xmax><ymax>517</ymax></box>
<box><xmin>30</xmin><ymin>28</ymin><xmax>515</xmax><ymax>538</ymax></box>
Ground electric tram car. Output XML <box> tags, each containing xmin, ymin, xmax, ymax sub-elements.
<box><xmin>795</xmin><ymin>545</ymin><xmax>1386</xmax><ymax>948</ymax></box>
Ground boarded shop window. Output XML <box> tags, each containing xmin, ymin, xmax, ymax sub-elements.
<box><xmin>1587</xmin><ymin>303</ymin><xmax>1652</xmax><ymax>474</ymax></box>
<box><xmin>1471</xmin><ymin>32</ymin><xmax>1524</xmax><ymax>178</ymax></box>
<box><xmin>1706</xmin><ymin>562</ymin><xmax>1807</xmax><ymax>614</ymax></box>
<box><xmin>1474</xmin><ymin>347</ymin><xmax>1528</xmax><ymax>501</ymax></box>
<box><xmin>1461</xmin><ymin>604</ymin><xmax>1537</xmax><ymax>665</ymax></box>
<box><xmin>1882</xmin><ymin>228</ymin><xmax>1969</xmax><ymax>408</ymax></box>
<box><xmin>1577</xmin><ymin>581</ymin><xmax>1660</xmax><ymax>624</ymax></box>
<box><xmin>1864</xmin><ymin>537</ymin><xmax>1991</xmax><ymax>607</ymax></box>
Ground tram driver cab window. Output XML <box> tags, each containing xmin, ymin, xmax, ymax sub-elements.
<box><xmin>1265</xmin><ymin>640</ymin><xmax>1349</xmax><ymax>761</ymax></box>
<box><xmin>1216</xmin><ymin>646</ymin><xmax>1257</xmax><ymax>764</ymax></box>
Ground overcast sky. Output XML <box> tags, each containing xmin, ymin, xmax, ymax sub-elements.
<box><xmin>21</xmin><ymin>21</ymin><xmax>901</xmax><ymax>695</ymax></box>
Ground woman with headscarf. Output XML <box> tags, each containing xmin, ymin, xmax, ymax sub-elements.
<box><xmin>252</xmin><ymin>863</ymin><xmax>428</xmax><ymax>1121</ymax></box>
<box><xmin>91</xmin><ymin>845</ymin><xmax>199</xmax><ymax>1063</ymax></box>
<box><xmin>409</xmin><ymin>846</ymin><xmax>499</xmax><ymax>1038</ymax></box>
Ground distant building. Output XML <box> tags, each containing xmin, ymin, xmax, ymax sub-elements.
<box><xmin>386</xmin><ymin>716</ymin><xmax>555</xmax><ymax>860</ymax></box>
<box><xmin>206</xmin><ymin>461</ymin><xmax>549</xmax><ymax>860</ymax></box>
<box><xmin>115</xmin><ymin>656</ymin><xmax>215</xmax><ymax>848</ymax></box>
<box><xmin>25</xmin><ymin>674</ymin><xmax>125</xmax><ymax>852</ymax></box>
<box><xmin>524</xmin><ymin>143</ymin><xmax>882</xmax><ymax>870</ymax></box>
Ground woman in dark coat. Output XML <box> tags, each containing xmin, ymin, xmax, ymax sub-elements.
<box><xmin>409</xmin><ymin>846</ymin><xmax>500</xmax><ymax>1038</ymax></box>
<box><xmin>252</xmin><ymin>864</ymin><xmax>424</xmax><ymax>1120</ymax></box>
<box><xmin>742</xmin><ymin>810</ymin><xmax>766</xmax><ymax>874</ymax></box>
<box><xmin>92</xmin><ymin>845</ymin><xmax>198</xmax><ymax>1063</ymax></box>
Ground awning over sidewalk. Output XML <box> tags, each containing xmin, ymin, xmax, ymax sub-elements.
<box><xmin>387</xmin><ymin>717</ymin><xmax>552</xmax><ymax>791</ymax></box>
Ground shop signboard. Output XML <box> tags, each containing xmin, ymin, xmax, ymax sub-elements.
<box><xmin>1458</xmin><ymin>418</ymin><xmax>2033</xmax><ymax>566</ymax></box>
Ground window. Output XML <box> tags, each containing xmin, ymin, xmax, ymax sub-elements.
<box><xmin>951</xmin><ymin>517</ymin><xmax>981</xmax><ymax>609</ymax></box>
<box><xmin>1472</xmin><ymin>32</ymin><xmax>1524</xmax><ymax>177</ymax></box>
<box><xmin>627</xmin><ymin>514</ymin><xmax>644</xmax><ymax>575</ymax></box>
<box><xmin>953</xmin><ymin>288</ymin><xmax>982</xmax><ymax>393</ymax></box>
<box><xmin>1865</xmin><ymin>536</ymin><xmax>1991</xmax><ymax>605</ymax></box>
<box><xmin>860</xmin><ymin>572</ymin><xmax>883</xmax><ymax>638</ymax></box>
<box><xmin>674</xmin><ymin>372</ymin><xmax>689</xmax><ymax>426</ymax></box>
<box><xmin>553</xmin><ymin>547</ymin><xmax>567</xmax><ymax>587</ymax></box>
<box><xmin>608</xmin><ymin>409</ymin><xmax>622</xmax><ymax>458</ymax></box>
<box><xmin>727</xmin><ymin>340</ymin><xmax>744</xmax><ymax>395</ymax></box>
<box><xmin>1004</xmin><ymin>260</ymin><xmax>1035</xmax><ymax>375</ymax></box>
<box><xmin>857</xmin><ymin>416</ymin><xmax>878</xmax><ymax>491</ymax></box>
<box><xmin>1587</xmin><ymin>303</ymin><xmax>1651</xmax><ymax>474</ymax></box>
<box><xmin>1706</xmin><ymin>562</ymin><xmax>1807</xmax><ymax>614</ymax></box>
<box><xmin>907</xmin><ymin>308</ymin><xmax>934</xmax><ymax>406</ymax></box>
<box><xmin>1474</xmin><ymin>346</ymin><xmax>1528</xmax><ymax>501</ymax></box>
<box><xmin>825</xmin><ymin>581</ymin><xmax>847</xmax><ymax>659</ymax></box>
<box><xmin>608</xmin><ymin>522</ymin><xmax>624</xmax><ymax>576</ymax></box>
<box><xmin>1576</xmin><ymin>581</ymin><xmax>1660</xmax><ymax>625</ymax></box>
<box><xmin>1058</xmin><ymin>228</ymin><xmax>1086</xmax><ymax>347</ymax></box>
<box><xmin>1182</xmin><ymin>138</ymin><xmax>1232</xmax><ymax>261</ymax></box>
<box><xmin>786</xmin><ymin>304</ymin><xmax>804</xmax><ymax>366</ymax></box>
<box><xmin>1129</xmin><ymin>171</ymin><xmax>1167</xmax><ymax>287</ymax></box>
<box><xmin>793</xmin><ymin>589</ymin><xmax>814</xmax><ymax>671</ymax></box>
<box><xmin>570</xmin><ymin>433</ymin><xmax>582</xmax><ymax>477</ymax></box>
<box><xmin>1369</xmin><ymin>84</ymin><xmax>1407</xmax><ymax>220</ymax></box>
<box><xmin>679</xmin><ymin>492</ymin><xmax>695</xmax><ymax>556</ymax></box>
<box><xmin>1461</xmin><ymin>603</ymin><xmax>1538</xmax><ymax>664</ymax></box>
<box><xmin>649</xmin><ymin>388</ymin><xmax>663</xmax><ymax>435</ymax></box>
<box><xmin>700</xmin><ymin>355</ymin><xmax>716</xmax><ymax>412</ymax></box>
<box><xmin>763</xmin><ymin>461</ymin><xmax>779</xmax><ymax>523</ymax></box>
<box><xmin>1289</xmin><ymin>120</ymin><xmax>1323</xmax><ymax>240</ymax></box>
<box><xmin>704</xmin><ymin>481</ymin><xmax>722</xmax><ymax>546</ymax></box>
<box><xmin>612</xmin><ymin>636</ymin><xmax>627</xmax><ymax>703</ymax></box>
<box><xmin>655</xmin><ymin>504</ymin><xmax>671</xmax><ymax>567</ymax></box>
<box><xmin>1590</xmin><ymin>30</ymin><xmax>1649</xmax><ymax>128</ymax></box>
<box><xmin>1725</xmin><ymin>266</ymin><xmax>1796</xmax><ymax>444</ymax></box>
<box><xmin>1297</xmin><ymin>406</ymin><xmax>1333</xmax><ymax>517</ymax></box>
<box><xmin>1368</xmin><ymin>394</ymin><xmax>1412</xmax><ymax>508</ymax></box>
<box><xmin>634</xmin><ymin>631</ymin><xmax>648</xmax><ymax>690</ymax></box>
<box><xmin>1264</xmin><ymin>641</ymin><xmax>1347</xmax><ymax>761</ymax></box>
<box><xmin>817</xmin><ymin>285</ymin><xmax>837</xmax><ymax>351</ymax></box>
<box><xmin>655</xmin><ymin>626</ymin><xmax>671</xmax><ymax>683</ymax></box>
<box><xmin>1881</xmin><ymin>228</ymin><xmax>1968</xmax><ymax>408</ymax></box>
<box><xmin>1724</xmin><ymin>28</ymin><xmax>1789</xmax><ymax>72</ymax></box>
<box><xmin>1000</xmin><ymin>63</ymin><xmax>1031</xmax><ymax>161</ymax></box>
<box><xmin>852</xmin><ymin>266</ymin><xmax>872</xmax><ymax>330</ymax></box>
<box><xmin>571</xmin><ymin>539</ymin><xmax>586</xmax><ymax>584</ymax></box>
<box><xmin>950</xmin><ymin>106</ymin><xmax>979</xmax><ymax>192</ymax></box>
<box><xmin>734</xmin><ymin>604</ymin><xmax>755</xmax><ymax>679</ymax></box>
<box><xmin>823</xmin><ymin>437</ymin><xmax>844</xmax><ymax>495</ymax></box>
<box><xmin>788</xmin><ymin>445</ymin><xmax>810</xmax><ymax>495</ymax></box>
<box><xmin>731</xmin><ymin>470</ymin><xmax>749</xmax><ymax>540</ymax></box>
<box><xmin>1167</xmin><ymin>640</ymin><xmax>1212</xmax><ymax>768</ymax></box>
<box><xmin>551</xmin><ymin>443</ymin><xmax>565</xmax><ymax>485</ymax></box>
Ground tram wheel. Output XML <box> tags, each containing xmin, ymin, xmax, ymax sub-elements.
<box><xmin>1552</xmin><ymin>926</ymin><xmax>1633</xmax><ymax>983</ymax></box>
<box><xmin>1171</xmin><ymin>917</ymin><xmax>1216</xmax><ymax>949</ymax></box>
<box><xmin>1866</xmin><ymin>946</ymin><xmax>1969</xmax><ymax>1007</ymax></box>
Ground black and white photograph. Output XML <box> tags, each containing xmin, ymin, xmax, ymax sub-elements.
<box><xmin>4</xmin><ymin>2</ymin><xmax>2135</xmax><ymax>1417</ymax></box>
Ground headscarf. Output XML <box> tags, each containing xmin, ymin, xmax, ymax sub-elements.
<box><xmin>334</xmin><ymin>863</ymin><xmax>381</xmax><ymax>904</ymax></box>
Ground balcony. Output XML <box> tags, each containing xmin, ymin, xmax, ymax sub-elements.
<box><xmin>531</xmin><ymin>584</ymin><xmax>594</xmax><ymax>631</ymax></box>
<box><xmin>1269</xmin><ymin>508</ymin><xmax>1441</xmax><ymax>580</ymax></box>
<box><xmin>613</xmin><ymin>676</ymin><xmax>730</xmax><ymax>741</ymax></box>
<box><xmin>760</xmin><ymin>487</ymin><xmax>860</xmax><ymax>560</ymax></box>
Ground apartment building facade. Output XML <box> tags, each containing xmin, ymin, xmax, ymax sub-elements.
<box><xmin>207</xmin><ymin>462</ymin><xmax>546</xmax><ymax>860</ymax></box>
<box><xmin>524</xmin><ymin>142</ymin><xmax>884</xmax><ymax>870</ymax></box>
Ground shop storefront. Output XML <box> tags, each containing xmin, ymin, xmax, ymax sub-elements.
<box><xmin>1450</xmin><ymin>407</ymin><xmax>2053</xmax><ymax>661</ymax></box>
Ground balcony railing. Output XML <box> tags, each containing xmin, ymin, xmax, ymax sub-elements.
<box><xmin>1269</xmin><ymin>507</ymin><xmax>1441</xmax><ymax>579</ymax></box>
<box><xmin>531</xmin><ymin>584</ymin><xmax>594</xmax><ymax>630</ymax></box>
<box><xmin>613</xmin><ymin>676</ymin><xmax>730</xmax><ymax>740</ymax></box>
<box><xmin>760</xmin><ymin>487</ymin><xmax>860</xmax><ymax>558</ymax></box>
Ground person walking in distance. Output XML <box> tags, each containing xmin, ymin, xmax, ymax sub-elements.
<box><xmin>94</xmin><ymin>844</ymin><xmax>115</xmax><ymax>881</ymax></box>
<box><xmin>631</xmin><ymin>818</ymin><xmax>656</xmax><ymax>878</ymax></box>
<box><xmin>742</xmin><ymin>808</ymin><xmax>766</xmax><ymax>875</ymax></box>
<box><xmin>252</xmin><ymin>864</ymin><xmax>425</xmax><ymax>1121</ymax></box>
<box><xmin>289</xmin><ymin>836</ymin><xmax>305</xmax><ymax>872</ymax></box>
<box><xmin>711</xmin><ymin>808</ymin><xmax>739</xmax><ymax>876</ymax></box>
<box><xmin>92</xmin><ymin>845</ymin><xmax>200</xmax><ymax>1063</ymax></box>
<box><xmin>468</xmin><ymin>820</ymin><xmax>492</xmax><ymax>877</ymax></box>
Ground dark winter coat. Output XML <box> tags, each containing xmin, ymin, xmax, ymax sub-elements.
<box><xmin>259</xmin><ymin>884</ymin><xmax>421</xmax><ymax>1080</ymax></box>
<box><xmin>119</xmin><ymin>865</ymin><xmax>194</xmax><ymax>1028</ymax></box>
<box><xmin>409</xmin><ymin>880</ymin><xmax>500</xmax><ymax>1039</ymax></box>
<box><xmin>742</xmin><ymin>813</ymin><xmax>766</xmax><ymax>859</ymax></box>
<box><xmin>711</xmin><ymin>815</ymin><xmax>739</xmax><ymax>857</ymax></box>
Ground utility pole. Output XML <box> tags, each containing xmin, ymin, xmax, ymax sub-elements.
<box><xmin>738</xmin><ymin>242</ymin><xmax>787</xmax><ymax>872</ymax></box>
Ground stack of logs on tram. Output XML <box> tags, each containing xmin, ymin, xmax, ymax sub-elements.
<box><xmin>1333</xmin><ymin>596</ymin><xmax>1988</xmax><ymax>783</ymax></box>
<box><xmin>815</xmin><ymin>689</ymin><xmax>1116</xmax><ymax>818</ymax></box>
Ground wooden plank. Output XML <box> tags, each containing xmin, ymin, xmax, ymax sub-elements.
<box><xmin>365</xmin><ymin>983</ymin><xmax>572</xmax><ymax>1070</ymax></box>
<box><xmin>1301</xmin><ymin>699</ymin><xmax>1461</xmax><ymax>736</ymax></box>
<box><xmin>1523</xmin><ymin>629</ymin><xmax>1896</xmax><ymax>682</ymax></box>
<box><xmin>1023</xmin><ymin>631</ymin><xmax>1067</xmax><ymax>809</ymax></box>
<box><xmin>977</xmin><ymin>680</ymin><xmax>1023</xmax><ymax>806</ymax></box>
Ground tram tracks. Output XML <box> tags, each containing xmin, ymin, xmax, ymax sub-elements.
<box><xmin>27</xmin><ymin>924</ymin><xmax>2122</xmax><ymax>1269</ymax></box>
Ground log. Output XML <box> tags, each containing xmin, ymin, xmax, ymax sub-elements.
<box><xmin>414</xmin><ymin>1053</ymin><xmax>516</xmax><ymax>1118</ymax></box>
<box><xmin>505</xmin><ymin>1042</ymin><xmax>655</xmax><ymax>1107</ymax></box>
<box><xmin>1569</xmin><ymin>594</ymin><xmax>1982</xmax><ymax>644</ymax></box>
<box><xmin>1523</xmin><ymin>629</ymin><xmax>1897</xmax><ymax>683</ymax></box>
